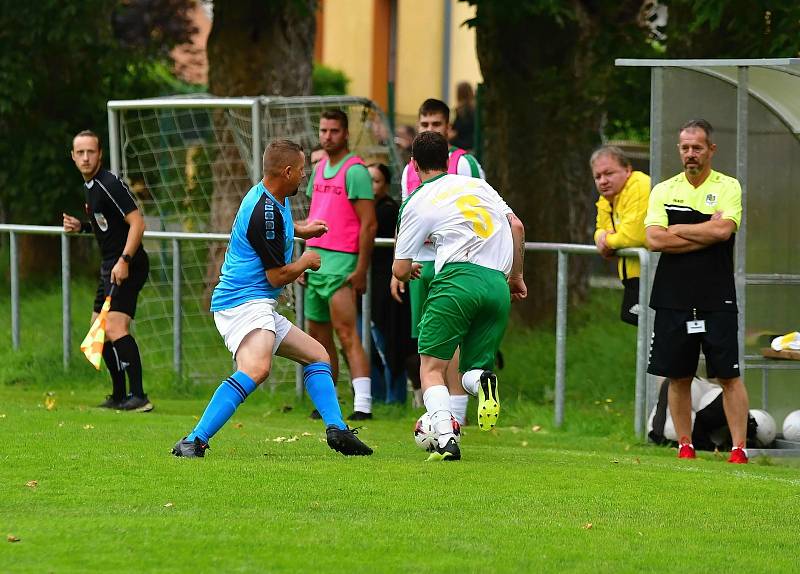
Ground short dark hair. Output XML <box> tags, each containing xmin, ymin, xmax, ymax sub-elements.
<box><xmin>263</xmin><ymin>139</ymin><xmax>303</xmax><ymax>176</ymax></box>
<box><xmin>320</xmin><ymin>109</ymin><xmax>348</xmax><ymax>130</ymax></box>
<box><xmin>73</xmin><ymin>129</ymin><xmax>101</xmax><ymax>149</ymax></box>
<box><xmin>411</xmin><ymin>131</ymin><xmax>449</xmax><ymax>172</ymax></box>
<box><xmin>589</xmin><ymin>145</ymin><xmax>631</xmax><ymax>170</ymax></box>
<box><xmin>367</xmin><ymin>162</ymin><xmax>391</xmax><ymax>184</ymax></box>
<box><xmin>418</xmin><ymin>98</ymin><xmax>450</xmax><ymax>123</ymax></box>
<box><xmin>680</xmin><ymin>119</ymin><xmax>714</xmax><ymax>145</ymax></box>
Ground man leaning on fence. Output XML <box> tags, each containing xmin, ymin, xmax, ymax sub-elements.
<box><xmin>591</xmin><ymin>145</ymin><xmax>650</xmax><ymax>325</ymax></box>
<box><xmin>63</xmin><ymin>130</ymin><xmax>153</xmax><ymax>412</ymax></box>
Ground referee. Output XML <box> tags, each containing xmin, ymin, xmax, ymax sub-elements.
<box><xmin>63</xmin><ymin>130</ymin><xmax>153</xmax><ymax>412</ymax></box>
<box><xmin>645</xmin><ymin>119</ymin><xmax>749</xmax><ymax>463</ymax></box>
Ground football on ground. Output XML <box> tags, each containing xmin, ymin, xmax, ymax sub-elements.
<box><xmin>413</xmin><ymin>412</ymin><xmax>461</xmax><ymax>451</ymax></box>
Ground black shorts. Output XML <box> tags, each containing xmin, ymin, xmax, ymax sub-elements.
<box><xmin>648</xmin><ymin>308</ymin><xmax>740</xmax><ymax>380</ymax></box>
<box><xmin>93</xmin><ymin>250</ymin><xmax>150</xmax><ymax>319</ymax></box>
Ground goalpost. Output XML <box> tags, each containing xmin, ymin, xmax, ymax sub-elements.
<box><xmin>107</xmin><ymin>95</ymin><xmax>402</xmax><ymax>386</ymax></box>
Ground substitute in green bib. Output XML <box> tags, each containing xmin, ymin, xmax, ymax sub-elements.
<box><xmin>645</xmin><ymin>118</ymin><xmax>750</xmax><ymax>464</ymax></box>
<box><xmin>393</xmin><ymin>132</ymin><xmax>526</xmax><ymax>462</ymax></box>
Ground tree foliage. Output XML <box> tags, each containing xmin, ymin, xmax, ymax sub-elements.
<box><xmin>0</xmin><ymin>0</ymin><xmax>197</xmax><ymax>224</ymax></box>
<box><xmin>464</xmin><ymin>0</ymin><xmax>800</xmax><ymax>322</ymax></box>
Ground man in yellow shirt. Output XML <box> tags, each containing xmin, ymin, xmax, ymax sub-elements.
<box><xmin>645</xmin><ymin>119</ymin><xmax>749</xmax><ymax>464</ymax></box>
<box><xmin>591</xmin><ymin>146</ymin><xmax>650</xmax><ymax>325</ymax></box>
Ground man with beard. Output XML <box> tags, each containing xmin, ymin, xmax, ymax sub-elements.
<box><xmin>645</xmin><ymin>119</ymin><xmax>750</xmax><ymax>464</ymax></box>
<box><xmin>172</xmin><ymin>140</ymin><xmax>372</xmax><ymax>458</ymax></box>
<box><xmin>63</xmin><ymin>130</ymin><xmax>152</xmax><ymax>412</ymax></box>
<box><xmin>304</xmin><ymin>109</ymin><xmax>377</xmax><ymax>420</ymax></box>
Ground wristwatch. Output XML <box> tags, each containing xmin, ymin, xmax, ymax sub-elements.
<box><xmin>121</xmin><ymin>253</ymin><xmax>132</xmax><ymax>264</ymax></box>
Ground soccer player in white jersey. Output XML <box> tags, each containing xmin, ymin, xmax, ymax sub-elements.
<box><xmin>393</xmin><ymin>132</ymin><xmax>527</xmax><ymax>461</ymax></box>
<box><xmin>393</xmin><ymin>98</ymin><xmax>486</xmax><ymax>424</ymax></box>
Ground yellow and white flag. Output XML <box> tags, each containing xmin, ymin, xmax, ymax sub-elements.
<box><xmin>80</xmin><ymin>285</ymin><xmax>116</xmax><ymax>369</ymax></box>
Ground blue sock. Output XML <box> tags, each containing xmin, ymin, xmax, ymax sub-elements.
<box><xmin>304</xmin><ymin>362</ymin><xmax>346</xmax><ymax>430</ymax></box>
<box><xmin>187</xmin><ymin>371</ymin><xmax>257</xmax><ymax>443</ymax></box>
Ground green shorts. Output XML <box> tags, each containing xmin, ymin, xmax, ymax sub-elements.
<box><xmin>417</xmin><ymin>262</ymin><xmax>510</xmax><ymax>372</ymax></box>
<box><xmin>304</xmin><ymin>273</ymin><xmax>349</xmax><ymax>323</ymax></box>
<box><xmin>409</xmin><ymin>260</ymin><xmax>436</xmax><ymax>338</ymax></box>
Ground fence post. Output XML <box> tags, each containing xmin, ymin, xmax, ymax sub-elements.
<box><xmin>295</xmin><ymin>239</ymin><xmax>305</xmax><ymax>398</ymax></box>
<box><xmin>362</xmin><ymin>266</ymin><xmax>372</xmax><ymax>359</ymax></box>
<box><xmin>10</xmin><ymin>231</ymin><xmax>19</xmax><ymax>350</ymax></box>
<box><xmin>554</xmin><ymin>250</ymin><xmax>568</xmax><ymax>427</ymax></box>
<box><xmin>172</xmin><ymin>238</ymin><xmax>182</xmax><ymax>381</ymax></box>
<box><xmin>62</xmin><ymin>233</ymin><xmax>71</xmax><ymax>369</ymax></box>
<box><xmin>634</xmin><ymin>249</ymin><xmax>649</xmax><ymax>436</ymax></box>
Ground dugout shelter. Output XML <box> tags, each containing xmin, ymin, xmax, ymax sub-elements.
<box><xmin>616</xmin><ymin>58</ymin><xmax>800</xmax><ymax>426</ymax></box>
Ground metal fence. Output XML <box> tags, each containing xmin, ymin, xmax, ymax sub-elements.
<box><xmin>1</xmin><ymin>224</ymin><xmax>651</xmax><ymax>435</ymax></box>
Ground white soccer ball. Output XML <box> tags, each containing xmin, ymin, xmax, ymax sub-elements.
<box><xmin>781</xmin><ymin>410</ymin><xmax>800</xmax><ymax>442</ymax></box>
<box><xmin>413</xmin><ymin>413</ymin><xmax>461</xmax><ymax>451</ymax></box>
<box><xmin>750</xmin><ymin>409</ymin><xmax>777</xmax><ymax>447</ymax></box>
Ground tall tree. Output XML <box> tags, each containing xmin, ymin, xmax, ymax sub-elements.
<box><xmin>0</xmin><ymin>0</ymin><xmax>195</xmax><ymax>274</ymax></box>
<box><xmin>466</xmin><ymin>1</ymin><xmax>652</xmax><ymax>322</ymax></box>
<box><xmin>203</xmin><ymin>0</ymin><xmax>317</xmax><ymax>295</ymax></box>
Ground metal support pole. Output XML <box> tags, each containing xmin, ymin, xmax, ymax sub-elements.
<box><xmin>10</xmin><ymin>231</ymin><xmax>19</xmax><ymax>350</ymax></box>
<box><xmin>736</xmin><ymin>66</ymin><xmax>749</xmax><ymax>379</ymax></box>
<box><xmin>361</xmin><ymin>267</ymin><xmax>372</xmax><ymax>359</ymax></box>
<box><xmin>295</xmin><ymin>240</ymin><xmax>305</xmax><ymax>398</ymax></box>
<box><xmin>634</xmin><ymin>251</ymin><xmax>650</xmax><ymax>436</ymax></box>
<box><xmin>61</xmin><ymin>234</ymin><xmax>71</xmax><ymax>369</ymax></box>
<box><xmin>761</xmin><ymin>368</ymin><xmax>769</xmax><ymax>411</ymax></box>
<box><xmin>251</xmin><ymin>101</ymin><xmax>262</xmax><ymax>185</ymax></box>
<box><xmin>554</xmin><ymin>251</ymin><xmax>568</xmax><ymax>427</ymax></box>
<box><xmin>108</xmin><ymin>108</ymin><xmax>120</xmax><ymax>175</ymax></box>
<box><xmin>441</xmin><ymin>0</ymin><xmax>452</xmax><ymax>103</ymax></box>
<box><xmin>172</xmin><ymin>239</ymin><xmax>182</xmax><ymax>381</ymax></box>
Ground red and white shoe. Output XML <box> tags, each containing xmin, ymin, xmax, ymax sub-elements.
<box><xmin>678</xmin><ymin>438</ymin><xmax>696</xmax><ymax>459</ymax></box>
<box><xmin>728</xmin><ymin>446</ymin><xmax>749</xmax><ymax>464</ymax></box>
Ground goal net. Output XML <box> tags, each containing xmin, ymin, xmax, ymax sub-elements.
<box><xmin>109</xmin><ymin>95</ymin><xmax>401</xmax><ymax>386</ymax></box>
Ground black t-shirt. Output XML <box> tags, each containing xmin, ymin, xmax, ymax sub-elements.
<box><xmin>650</xmin><ymin>208</ymin><xmax>737</xmax><ymax>312</ymax></box>
<box><xmin>84</xmin><ymin>169</ymin><xmax>140</xmax><ymax>262</ymax></box>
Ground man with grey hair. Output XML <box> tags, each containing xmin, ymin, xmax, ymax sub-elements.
<box><xmin>591</xmin><ymin>145</ymin><xmax>650</xmax><ymax>325</ymax></box>
<box><xmin>645</xmin><ymin>119</ymin><xmax>749</xmax><ymax>464</ymax></box>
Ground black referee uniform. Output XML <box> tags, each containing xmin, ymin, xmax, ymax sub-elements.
<box><xmin>81</xmin><ymin>168</ymin><xmax>151</xmax><ymax>408</ymax></box>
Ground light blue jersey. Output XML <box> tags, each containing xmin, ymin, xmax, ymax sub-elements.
<box><xmin>210</xmin><ymin>182</ymin><xmax>294</xmax><ymax>311</ymax></box>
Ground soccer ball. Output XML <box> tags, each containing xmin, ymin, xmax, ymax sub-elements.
<box><xmin>750</xmin><ymin>409</ymin><xmax>776</xmax><ymax>447</ymax></box>
<box><xmin>782</xmin><ymin>410</ymin><xmax>800</xmax><ymax>442</ymax></box>
<box><xmin>413</xmin><ymin>413</ymin><xmax>461</xmax><ymax>452</ymax></box>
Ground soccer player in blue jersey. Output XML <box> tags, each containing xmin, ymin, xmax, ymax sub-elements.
<box><xmin>172</xmin><ymin>140</ymin><xmax>372</xmax><ymax>457</ymax></box>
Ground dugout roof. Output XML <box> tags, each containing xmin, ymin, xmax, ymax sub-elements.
<box><xmin>615</xmin><ymin>58</ymin><xmax>800</xmax><ymax>422</ymax></box>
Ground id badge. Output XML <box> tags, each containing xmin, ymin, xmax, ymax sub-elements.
<box><xmin>686</xmin><ymin>320</ymin><xmax>706</xmax><ymax>334</ymax></box>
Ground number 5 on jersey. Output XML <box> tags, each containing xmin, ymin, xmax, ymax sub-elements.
<box><xmin>456</xmin><ymin>194</ymin><xmax>494</xmax><ymax>239</ymax></box>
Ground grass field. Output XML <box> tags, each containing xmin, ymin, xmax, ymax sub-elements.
<box><xmin>2</xmin><ymin>282</ymin><xmax>799</xmax><ymax>573</ymax></box>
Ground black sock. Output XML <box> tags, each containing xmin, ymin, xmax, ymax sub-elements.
<box><xmin>113</xmin><ymin>335</ymin><xmax>144</xmax><ymax>398</ymax></box>
<box><xmin>102</xmin><ymin>341</ymin><xmax>127</xmax><ymax>401</ymax></box>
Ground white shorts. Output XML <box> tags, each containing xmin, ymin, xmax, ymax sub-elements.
<box><xmin>213</xmin><ymin>298</ymin><xmax>293</xmax><ymax>358</ymax></box>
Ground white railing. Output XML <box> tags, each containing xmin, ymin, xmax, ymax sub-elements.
<box><xmin>0</xmin><ymin>224</ymin><xmax>651</xmax><ymax>435</ymax></box>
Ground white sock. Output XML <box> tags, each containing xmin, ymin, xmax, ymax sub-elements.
<box><xmin>352</xmin><ymin>377</ymin><xmax>372</xmax><ymax>413</ymax></box>
<box><xmin>424</xmin><ymin>385</ymin><xmax>454</xmax><ymax>448</ymax></box>
<box><xmin>450</xmin><ymin>394</ymin><xmax>469</xmax><ymax>425</ymax></box>
<box><xmin>461</xmin><ymin>369</ymin><xmax>482</xmax><ymax>396</ymax></box>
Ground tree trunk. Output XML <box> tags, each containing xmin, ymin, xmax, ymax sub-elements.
<box><xmin>203</xmin><ymin>0</ymin><xmax>316</xmax><ymax>300</ymax></box>
<box><xmin>473</xmin><ymin>1</ymin><xmax>643</xmax><ymax>324</ymax></box>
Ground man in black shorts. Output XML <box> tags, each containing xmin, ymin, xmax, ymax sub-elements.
<box><xmin>63</xmin><ymin>130</ymin><xmax>152</xmax><ymax>412</ymax></box>
<box><xmin>645</xmin><ymin>119</ymin><xmax>749</xmax><ymax>463</ymax></box>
